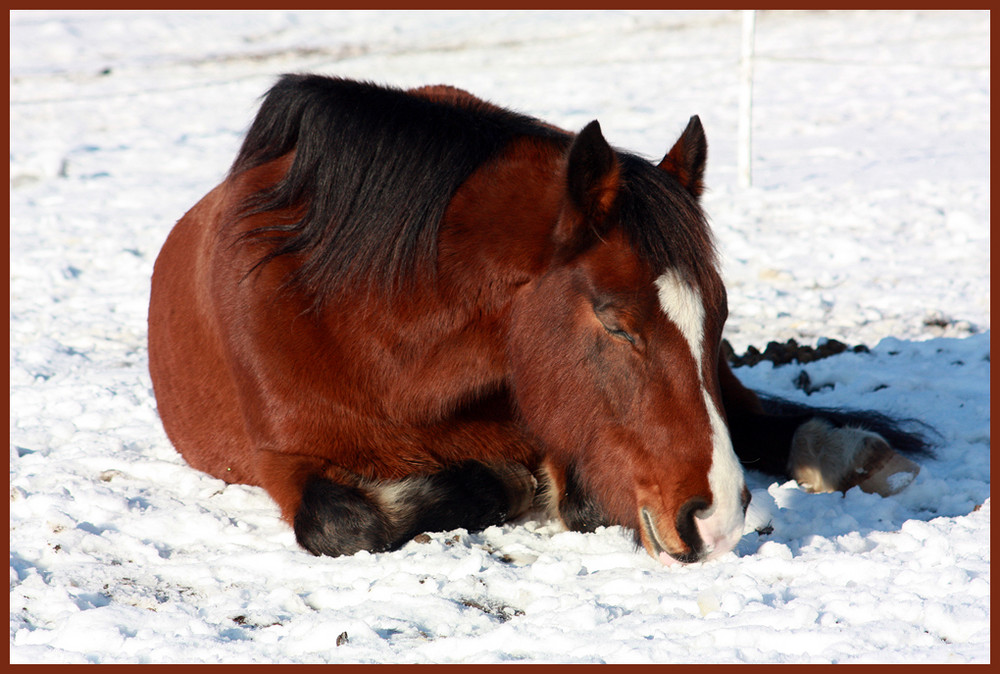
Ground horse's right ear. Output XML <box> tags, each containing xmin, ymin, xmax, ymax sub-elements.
<box><xmin>557</xmin><ymin>120</ymin><xmax>621</xmax><ymax>250</ymax></box>
<box><xmin>658</xmin><ymin>115</ymin><xmax>707</xmax><ymax>199</ymax></box>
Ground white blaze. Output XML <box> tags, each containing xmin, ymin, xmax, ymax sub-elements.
<box><xmin>655</xmin><ymin>269</ymin><xmax>746</xmax><ymax>559</ymax></box>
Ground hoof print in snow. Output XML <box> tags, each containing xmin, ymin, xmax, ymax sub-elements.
<box><xmin>461</xmin><ymin>598</ymin><xmax>524</xmax><ymax>623</ymax></box>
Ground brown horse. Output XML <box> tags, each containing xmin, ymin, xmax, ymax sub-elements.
<box><xmin>148</xmin><ymin>75</ymin><xmax>926</xmax><ymax>565</ymax></box>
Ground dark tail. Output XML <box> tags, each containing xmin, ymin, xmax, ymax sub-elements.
<box><xmin>757</xmin><ymin>394</ymin><xmax>937</xmax><ymax>458</ymax></box>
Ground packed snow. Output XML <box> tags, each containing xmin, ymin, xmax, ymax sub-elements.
<box><xmin>10</xmin><ymin>10</ymin><xmax>989</xmax><ymax>664</ymax></box>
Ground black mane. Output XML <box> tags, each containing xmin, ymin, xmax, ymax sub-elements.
<box><xmin>231</xmin><ymin>75</ymin><xmax>715</xmax><ymax>308</ymax></box>
<box><xmin>231</xmin><ymin>74</ymin><xmax>563</xmax><ymax>306</ymax></box>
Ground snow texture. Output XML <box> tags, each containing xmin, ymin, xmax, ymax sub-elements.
<box><xmin>11</xmin><ymin>10</ymin><xmax>989</xmax><ymax>664</ymax></box>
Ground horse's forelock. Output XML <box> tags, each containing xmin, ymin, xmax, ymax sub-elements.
<box><xmin>616</xmin><ymin>153</ymin><xmax>718</xmax><ymax>291</ymax></box>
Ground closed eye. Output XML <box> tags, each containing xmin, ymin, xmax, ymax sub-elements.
<box><xmin>604</xmin><ymin>325</ymin><xmax>636</xmax><ymax>345</ymax></box>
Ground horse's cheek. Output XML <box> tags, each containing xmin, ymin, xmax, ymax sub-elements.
<box><xmin>509</xmin><ymin>317</ymin><xmax>579</xmax><ymax>448</ymax></box>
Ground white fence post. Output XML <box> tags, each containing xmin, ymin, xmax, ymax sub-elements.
<box><xmin>737</xmin><ymin>9</ymin><xmax>757</xmax><ymax>189</ymax></box>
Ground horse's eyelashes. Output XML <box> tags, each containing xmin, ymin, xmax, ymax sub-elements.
<box><xmin>593</xmin><ymin>301</ymin><xmax>637</xmax><ymax>346</ymax></box>
<box><xmin>604</xmin><ymin>325</ymin><xmax>636</xmax><ymax>346</ymax></box>
<box><xmin>594</xmin><ymin>305</ymin><xmax>639</xmax><ymax>347</ymax></box>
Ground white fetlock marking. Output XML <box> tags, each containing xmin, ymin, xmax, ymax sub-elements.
<box><xmin>789</xmin><ymin>418</ymin><xmax>854</xmax><ymax>493</ymax></box>
<box><xmin>372</xmin><ymin>476</ymin><xmax>436</xmax><ymax>531</ymax></box>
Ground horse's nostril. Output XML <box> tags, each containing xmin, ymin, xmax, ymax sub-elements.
<box><xmin>675</xmin><ymin>496</ymin><xmax>709</xmax><ymax>553</ymax></box>
<box><xmin>741</xmin><ymin>486</ymin><xmax>752</xmax><ymax>514</ymax></box>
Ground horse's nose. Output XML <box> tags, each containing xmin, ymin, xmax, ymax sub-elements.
<box><xmin>675</xmin><ymin>496</ymin><xmax>709</xmax><ymax>557</ymax></box>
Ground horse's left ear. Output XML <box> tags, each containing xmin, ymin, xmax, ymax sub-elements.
<box><xmin>658</xmin><ymin>115</ymin><xmax>707</xmax><ymax>199</ymax></box>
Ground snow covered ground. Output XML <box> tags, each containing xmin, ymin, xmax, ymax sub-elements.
<box><xmin>10</xmin><ymin>10</ymin><xmax>989</xmax><ymax>663</ymax></box>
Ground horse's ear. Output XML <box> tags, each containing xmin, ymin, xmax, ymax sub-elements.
<box><xmin>658</xmin><ymin>115</ymin><xmax>707</xmax><ymax>199</ymax></box>
<box><xmin>559</xmin><ymin>120</ymin><xmax>621</xmax><ymax>249</ymax></box>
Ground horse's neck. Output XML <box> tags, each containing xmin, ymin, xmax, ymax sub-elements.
<box><xmin>324</xmin><ymin>137</ymin><xmax>567</xmax><ymax>421</ymax></box>
<box><xmin>438</xmin><ymin>137</ymin><xmax>566</xmax><ymax>297</ymax></box>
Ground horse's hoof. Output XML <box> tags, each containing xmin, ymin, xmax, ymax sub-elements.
<box><xmin>488</xmin><ymin>461</ymin><xmax>538</xmax><ymax>519</ymax></box>
<box><xmin>788</xmin><ymin>418</ymin><xmax>920</xmax><ymax>496</ymax></box>
<box><xmin>854</xmin><ymin>450</ymin><xmax>921</xmax><ymax>496</ymax></box>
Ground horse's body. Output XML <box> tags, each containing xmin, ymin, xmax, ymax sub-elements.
<box><xmin>149</xmin><ymin>76</ymin><xmax>925</xmax><ymax>564</ymax></box>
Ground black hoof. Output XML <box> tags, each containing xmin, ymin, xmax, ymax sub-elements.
<box><xmin>293</xmin><ymin>476</ymin><xmax>392</xmax><ymax>557</ymax></box>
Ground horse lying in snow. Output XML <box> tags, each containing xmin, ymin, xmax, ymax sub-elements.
<box><xmin>148</xmin><ymin>75</ymin><xmax>926</xmax><ymax>565</ymax></box>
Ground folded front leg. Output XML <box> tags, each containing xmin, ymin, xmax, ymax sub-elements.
<box><xmin>273</xmin><ymin>458</ymin><xmax>537</xmax><ymax>557</ymax></box>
